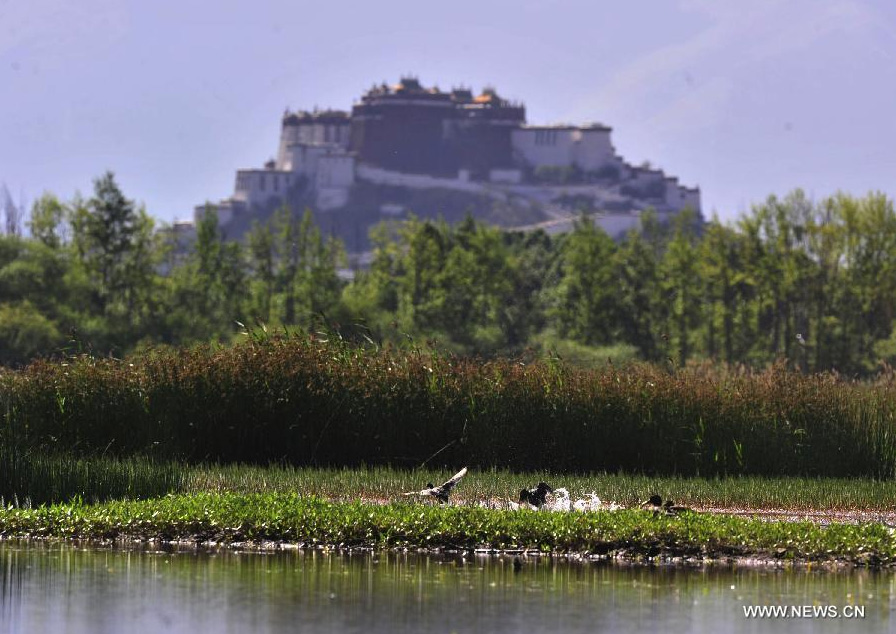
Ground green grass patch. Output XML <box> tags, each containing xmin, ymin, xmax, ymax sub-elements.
<box><xmin>0</xmin><ymin>449</ymin><xmax>185</xmax><ymax>506</ymax></box>
<box><xmin>1</xmin><ymin>494</ymin><xmax>894</xmax><ymax>565</ymax></box>
<box><xmin>183</xmin><ymin>464</ymin><xmax>896</xmax><ymax>512</ymax></box>
<box><xmin>5</xmin><ymin>454</ymin><xmax>896</xmax><ymax>513</ymax></box>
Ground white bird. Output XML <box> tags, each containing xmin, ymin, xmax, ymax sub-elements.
<box><xmin>573</xmin><ymin>492</ymin><xmax>602</xmax><ymax>512</ymax></box>
<box><xmin>544</xmin><ymin>487</ymin><xmax>572</xmax><ymax>512</ymax></box>
<box><xmin>403</xmin><ymin>467</ymin><xmax>468</xmax><ymax>504</ymax></box>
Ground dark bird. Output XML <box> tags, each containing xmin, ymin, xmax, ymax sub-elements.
<box><xmin>403</xmin><ymin>467</ymin><xmax>467</xmax><ymax>504</ymax></box>
<box><xmin>519</xmin><ymin>482</ymin><xmax>554</xmax><ymax>508</ymax></box>
<box><xmin>640</xmin><ymin>494</ymin><xmax>692</xmax><ymax>516</ymax></box>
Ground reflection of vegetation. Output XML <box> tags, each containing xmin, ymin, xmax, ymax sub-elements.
<box><xmin>3</xmin><ymin>540</ymin><xmax>889</xmax><ymax>633</ymax></box>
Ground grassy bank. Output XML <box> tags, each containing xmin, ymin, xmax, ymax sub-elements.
<box><xmin>3</xmin><ymin>338</ymin><xmax>896</xmax><ymax>476</ymax></box>
<box><xmin>5</xmin><ymin>455</ymin><xmax>896</xmax><ymax>513</ymax></box>
<box><xmin>1</xmin><ymin>494</ymin><xmax>894</xmax><ymax>565</ymax></box>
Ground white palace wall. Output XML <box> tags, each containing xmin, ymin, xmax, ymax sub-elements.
<box><xmin>511</xmin><ymin>126</ymin><xmax>617</xmax><ymax>173</ymax></box>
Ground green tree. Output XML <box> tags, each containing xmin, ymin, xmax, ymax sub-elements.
<box><xmin>70</xmin><ymin>172</ymin><xmax>157</xmax><ymax>345</ymax></box>
<box><xmin>247</xmin><ymin>219</ymin><xmax>275</xmax><ymax>324</ymax></box>
<box><xmin>612</xmin><ymin>225</ymin><xmax>661</xmax><ymax>360</ymax></box>
<box><xmin>699</xmin><ymin>217</ymin><xmax>752</xmax><ymax>364</ymax></box>
<box><xmin>0</xmin><ymin>300</ymin><xmax>62</xmax><ymax>366</ymax></box>
<box><xmin>661</xmin><ymin>209</ymin><xmax>702</xmax><ymax>364</ymax></box>
<box><xmin>271</xmin><ymin>206</ymin><xmax>345</xmax><ymax>327</ymax></box>
<box><xmin>396</xmin><ymin>217</ymin><xmax>450</xmax><ymax>335</ymax></box>
<box><xmin>500</xmin><ymin>229</ymin><xmax>556</xmax><ymax>349</ymax></box>
<box><xmin>164</xmin><ymin>207</ymin><xmax>246</xmax><ymax>342</ymax></box>
<box><xmin>28</xmin><ymin>192</ymin><xmax>67</xmax><ymax>248</ymax></box>
<box><xmin>822</xmin><ymin>192</ymin><xmax>896</xmax><ymax>372</ymax></box>
<box><xmin>437</xmin><ymin>215</ymin><xmax>514</xmax><ymax>350</ymax></box>
<box><xmin>551</xmin><ymin>215</ymin><xmax>618</xmax><ymax>345</ymax></box>
<box><xmin>342</xmin><ymin>221</ymin><xmax>403</xmax><ymax>337</ymax></box>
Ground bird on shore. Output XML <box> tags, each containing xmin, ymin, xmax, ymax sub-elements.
<box><xmin>640</xmin><ymin>494</ymin><xmax>692</xmax><ymax>516</ymax></box>
<box><xmin>519</xmin><ymin>482</ymin><xmax>554</xmax><ymax>509</ymax></box>
<box><xmin>573</xmin><ymin>492</ymin><xmax>604</xmax><ymax>512</ymax></box>
<box><xmin>403</xmin><ymin>467</ymin><xmax>468</xmax><ymax>504</ymax></box>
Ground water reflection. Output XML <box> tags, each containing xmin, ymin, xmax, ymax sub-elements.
<box><xmin>0</xmin><ymin>541</ymin><xmax>892</xmax><ymax>633</ymax></box>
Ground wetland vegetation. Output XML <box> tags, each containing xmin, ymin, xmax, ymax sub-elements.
<box><xmin>7</xmin><ymin>455</ymin><xmax>896</xmax><ymax>512</ymax></box>
<box><xmin>3</xmin><ymin>455</ymin><xmax>896</xmax><ymax>565</ymax></box>
<box><xmin>2</xmin><ymin>492</ymin><xmax>896</xmax><ymax>565</ymax></box>
<box><xmin>4</xmin><ymin>178</ymin><xmax>896</xmax><ymax>565</ymax></box>
<box><xmin>4</xmin><ymin>174</ymin><xmax>896</xmax><ymax>380</ymax></box>
<box><xmin>4</xmin><ymin>337</ymin><xmax>896</xmax><ymax>477</ymax></box>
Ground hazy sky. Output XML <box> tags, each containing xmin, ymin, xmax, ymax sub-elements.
<box><xmin>2</xmin><ymin>0</ymin><xmax>894</xmax><ymax>226</ymax></box>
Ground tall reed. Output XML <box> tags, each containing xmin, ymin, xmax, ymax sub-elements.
<box><xmin>2</xmin><ymin>338</ymin><xmax>896</xmax><ymax>477</ymax></box>
<box><xmin>0</xmin><ymin>447</ymin><xmax>185</xmax><ymax>506</ymax></box>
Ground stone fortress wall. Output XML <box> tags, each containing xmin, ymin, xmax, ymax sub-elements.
<box><xmin>190</xmin><ymin>77</ymin><xmax>701</xmax><ymax>243</ymax></box>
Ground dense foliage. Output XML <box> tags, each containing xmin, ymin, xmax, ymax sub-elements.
<box><xmin>2</xmin><ymin>174</ymin><xmax>895</xmax><ymax>376</ymax></box>
<box><xmin>3</xmin><ymin>338</ymin><xmax>896</xmax><ymax>476</ymax></box>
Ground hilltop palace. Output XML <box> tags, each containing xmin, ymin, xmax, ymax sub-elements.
<box><xmin>187</xmin><ymin>77</ymin><xmax>700</xmax><ymax>243</ymax></box>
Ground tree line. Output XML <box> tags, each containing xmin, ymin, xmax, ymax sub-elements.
<box><xmin>1</xmin><ymin>171</ymin><xmax>894</xmax><ymax>375</ymax></box>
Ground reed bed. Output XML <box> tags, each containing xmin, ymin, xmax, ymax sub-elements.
<box><xmin>0</xmin><ymin>448</ymin><xmax>185</xmax><ymax>506</ymax></box>
<box><xmin>1</xmin><ymin>493</ymin><xmax>894</xmax><ymax>565</ymax></box>
<box><xmin>182</xmin><ymin>464</ymin><xmax>896</xmax><ymax>512</ymax></box>
<box><xmin>2</xmin><ymin>337</ymin><xmax>896</xmax><ymax>477</ymax></box>
<box><xmin>5</xmin><ymin>454</ymin><xmax>896</xmax><ymax>513</ymax></box>
<box><xmin>183</xmin><ymin>465</ymin><xmax>896</xmax><ymax>512</ymax></box>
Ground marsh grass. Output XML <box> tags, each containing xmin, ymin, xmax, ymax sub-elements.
<box><xmin>4</xmin><ymin>453</ymin><xmax>896</xmax><ymax>513</ymax></box>
<box><xmin>0</xmin><ymin>448</ymin><xmax>185</xmax><ymax>507</ymax></box>
<box><xmin>185</xmin><ymin>465</ymin><xmax>896</xmax><ymax>511</ymax></box>
<box><xmin>1</xmin><ymin>493</ymin><xmax>894</xmax><ymax>565</ymax></box>
<box><xmin>3</xmin><ymin>338</ymin><xmax>896</xmax><ymax>477</ymax></box>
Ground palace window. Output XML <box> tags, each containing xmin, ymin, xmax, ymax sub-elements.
<box><xmin>534</xmin><ymin>130</ymin><xmax>558</xmax><ymax>146</ymax></box>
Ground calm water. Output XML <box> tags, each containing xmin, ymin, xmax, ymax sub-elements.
<box><xmin>1</xmin><ymin>541</ymin><xmax>893</xmax><ymax>633</ymax></box>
